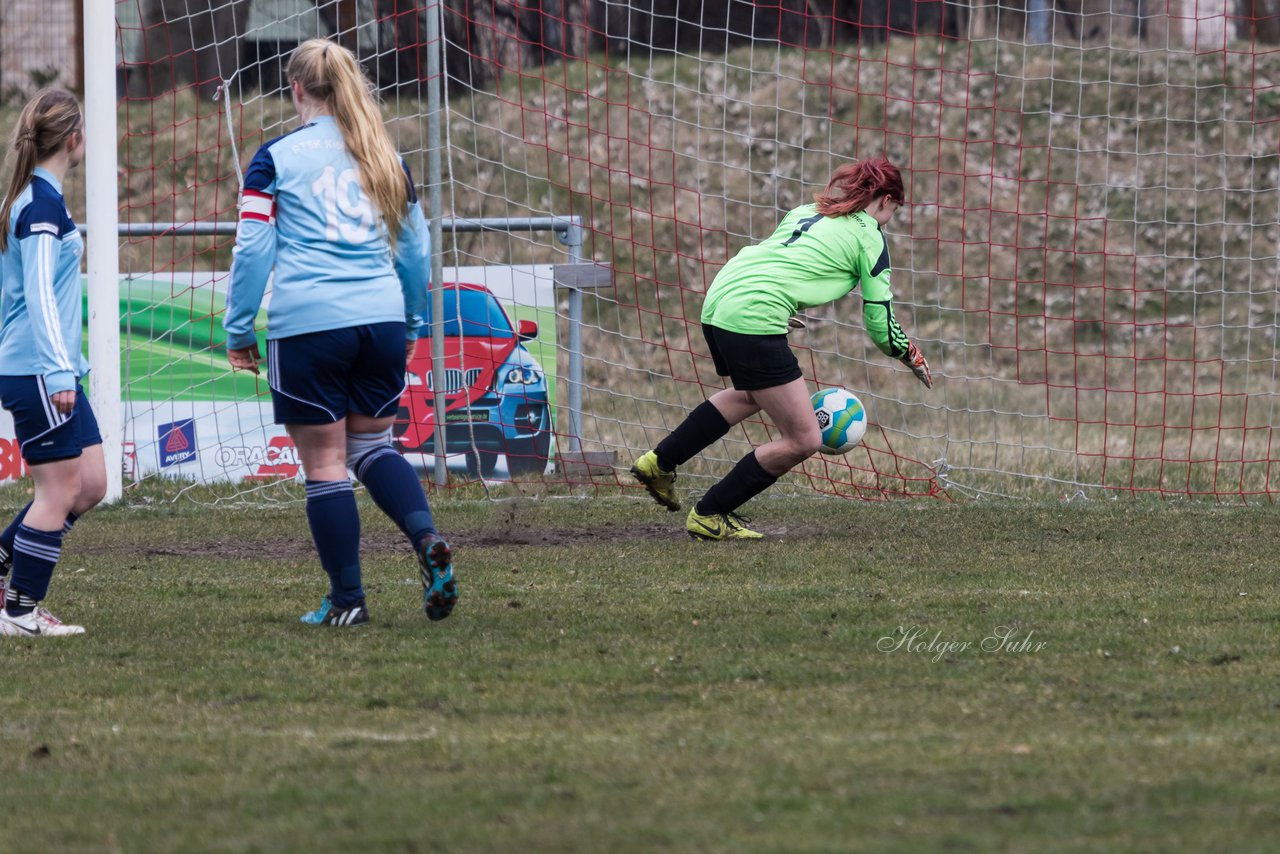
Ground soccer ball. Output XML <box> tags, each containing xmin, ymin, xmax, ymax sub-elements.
<box><xmin>810</xmin><ymin>387</ymin><xmax>867</xmax><ymax>454</ymax></box>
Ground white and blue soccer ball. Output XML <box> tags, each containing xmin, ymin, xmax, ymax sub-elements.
<box><xmin>810</xmin><ymin>387</ymin><xmax>867</xmax><ymax>454</ymax></box>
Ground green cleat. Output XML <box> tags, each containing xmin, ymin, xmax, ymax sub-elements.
<box><xmin>686</xmin><ymin>508</ymin><xmax>763</xmax><ymax>541</ymax></box>
<box><xmin>630</xmin><ymin>450</ymin><xmax>681</xmax><ymax>511</ymax></box>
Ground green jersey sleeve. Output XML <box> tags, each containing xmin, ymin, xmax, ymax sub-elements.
<box><xmin>857</xmin><ymin>227</ymin><xmax>910</xmax><ymax>359</ymax></box>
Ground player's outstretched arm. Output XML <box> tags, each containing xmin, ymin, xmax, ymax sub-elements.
<box><xmin>862</xmin><ymin>300</ymin><xmax>932</xmax><ymax>389</ymax></box>
<box><xmin>859</xmin><ymin>234</ymin><xmax>933</xmax><ymax>389</ymax></box>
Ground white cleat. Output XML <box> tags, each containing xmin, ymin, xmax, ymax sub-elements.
<box><xmin>0</xmin><ymin>607</ymin><xmax>85</xmax><ymax>637</ymax></box>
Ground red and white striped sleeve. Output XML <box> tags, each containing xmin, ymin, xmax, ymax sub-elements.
<box><xmin>239</xmin><ymin>188</ymin><xmax>275</xmax><ymax>225</ymax></box>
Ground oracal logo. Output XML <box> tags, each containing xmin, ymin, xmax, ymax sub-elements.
<box><xmin>215</xmin><ymin>436</ymin><xmax>301</xmax><ymax>480</ymax></box>
<box><xmin>425</xmin><ymin>367</ymin><xmax>484</xmax><ymax>395</ymax></box>
<box><xmin>0</xmin><ymin>438</ymin><xmax>29</xmax><ymax>481</ymax></box>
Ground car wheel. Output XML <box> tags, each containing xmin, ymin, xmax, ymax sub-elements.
<box><xmin>465</xmin><ymin>448</ymin><xmax>500</xmax><ymax>479</ymax></box>
<box><xmin>504</xmin><ymin>431</ymin><xmax>551</xmax><ymax>478</ymax></box>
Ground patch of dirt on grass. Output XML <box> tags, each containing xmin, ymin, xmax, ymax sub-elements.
<box><xmin>101</xmin><ymin>519</ymin><xmax>818</xmax><ymax>560</ymax></box>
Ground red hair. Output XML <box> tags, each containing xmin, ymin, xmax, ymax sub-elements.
<box><xmin>814</xmin><ymin>157</ymin><xmax>904</xmax><ymax>217</ymax></box>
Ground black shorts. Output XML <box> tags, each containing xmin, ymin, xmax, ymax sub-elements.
<box><xmin>267</xmin><ymin>322</ymin><xmax>408</xmax><ymax>425</ymax></box>
<box><xmin>702</xmin><ymin>324</ymin><xmax>803</xmax><ymax>391</ymax></box>
<box><xmin>0</xmin><ymin>379</ymin><xmax>102</xmax><ymax>464</ymax></box>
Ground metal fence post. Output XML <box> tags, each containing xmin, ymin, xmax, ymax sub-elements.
<box><xmin>426</xmin><ymin>0</ymin><xmax>448</xmax><ymax>486</ymax></box>
<box><xmin>557</xmin><ymin>218</ymin><xmax>585</xmax><ymax>455</ymax></box>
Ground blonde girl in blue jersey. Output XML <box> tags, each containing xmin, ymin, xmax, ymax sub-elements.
<box><xmin>0</xmin><ymin>89</ymin><xmax>106</xmax><ymax>636</ymax></box>
<box><xmin>225</xmin><ymin>39</ymin><xmax>455</xmax><ymax>627</ymax></box>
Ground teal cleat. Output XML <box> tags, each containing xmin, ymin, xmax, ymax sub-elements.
<box><xmin>418</xmin><ymin>535</ymin><xmax>458</xmax><ymax>622</ymax></box>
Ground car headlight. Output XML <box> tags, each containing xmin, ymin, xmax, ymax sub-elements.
<box><xmin>505</xmin><ymin>367</ymin><xmax>543</xmax><ymax>385</ymax></box>
<box><xmin>404</xmin><ymin>372</ymin><xmax>424</xmax><ymax>386</ymax></box>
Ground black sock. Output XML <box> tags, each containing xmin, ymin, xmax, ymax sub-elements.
<box><xmin>654</xmin><ymin>400</ymin><xmax>732</xmax><ymax>471</ymax></box>
<box><xmin>696</xmin><ymin>451</ymin><xmax>779</xmax><ymax>516</ymax></box>
<box><xmin>351</xmin><ymin>442</ymin><xmax>437</xmax><ymax>548</ymax></box>
<box><xmin>4</xmin><ymin>585</ymin><xmax>38</xmax><ymax>618</ymax></box>
<box><xmin>304</xmin><ymin>480</ymin><xmax>364</xmax><ymax>608</ymax></box>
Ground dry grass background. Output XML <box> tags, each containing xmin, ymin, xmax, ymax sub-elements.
<box><xmin>440</xmin><ymin>37</ymin><xmax>1280</xmax><ymax>500</ymax></box>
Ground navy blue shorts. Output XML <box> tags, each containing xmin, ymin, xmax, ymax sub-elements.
<box><xmin>702</xmin><ymin>324</ymin><xmax>803</xmax><ymax>391</ymax></box>
<box><xmin>267</xmin><ymin>322</ymin><xmax>408</xmax><ymax>425</ymax></box>
<box><xmin>0</xmin><ymin>378</ymin><xmax>102</xmax><ymax>464</ymax></box>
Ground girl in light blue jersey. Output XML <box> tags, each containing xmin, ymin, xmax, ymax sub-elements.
<box><xmin>225</xmin><ymin>39</ymin><xmax>455</xmax><ymax>627</ymax></box>
<box><xmin>0</xmin><ymin>89</ymin><xmax>106</xmax><ymax>637</ymax></box>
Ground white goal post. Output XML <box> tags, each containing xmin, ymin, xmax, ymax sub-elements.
<box><xmin>84</xmin><ymin>0</ymin><xmax>122</xmax><ymax>502</ymax></box>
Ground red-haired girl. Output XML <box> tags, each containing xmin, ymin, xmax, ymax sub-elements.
<box><xmin>631</xmin><ymin>157</ymin><xmax>933</xmax><ymax>539</ymax></box>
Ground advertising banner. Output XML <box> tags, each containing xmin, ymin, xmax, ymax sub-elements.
<box><xmin>0</xmin><ymin>266</ymin><xmax>558</xmax><ymax>484</ymax></box>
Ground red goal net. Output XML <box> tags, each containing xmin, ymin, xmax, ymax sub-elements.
<box><xmin>98</xmin><ymin>1</ymin><xmax>1280</xmax><ymax>500</ymax></box>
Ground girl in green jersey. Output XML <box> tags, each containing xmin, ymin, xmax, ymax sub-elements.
<box><xmin>631</xmin><ymin>157</ymin><xmax>933</xmax><ymax>539</ymax></box>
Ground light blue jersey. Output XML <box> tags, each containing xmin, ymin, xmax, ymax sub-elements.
<box><xmin>0</xmin><ymin>166</ymin><xmax>88</xmax><ymax>394</ymax></box>
<box><xmin>224</xmin><ymin>115</ymin><xmax>430</xmax><ymax>351</ymax></box>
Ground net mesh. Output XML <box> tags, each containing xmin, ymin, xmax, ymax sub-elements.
<box><xmin>39</xmin><ymin>2</ymin><xmax>1280</xmax><ymax>500</ymax></box>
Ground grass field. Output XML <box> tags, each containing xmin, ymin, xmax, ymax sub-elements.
<box><xmin>2</xmin><ymin>487</ymin><xmax>1278</xmax><ymax>851</ymax></box>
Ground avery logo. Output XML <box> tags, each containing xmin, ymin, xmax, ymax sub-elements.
<box><xmin>158</xmin><ymin>419</ymin><xmax>198</xmax><ymax>468</ymax></box>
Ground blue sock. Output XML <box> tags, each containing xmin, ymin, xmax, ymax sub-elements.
<box><xmin>0</xmin><ymin>502</ymin><xmax>31</xmax><ymax>566</ymax></box>
<box><xmin>8</xmin><ymin>525</ymin><xmax>62</xmax><ymax>616</ymax></box>
<box><xmin>0</xmin><ymin>504</ymin><xmax>77</xmax><ymax>573</ymax></box>
<box><xmin>304</xmin><ymin>480</ymin><xmax>363</xmax><ymax>608</ymax></box>
<box><xmin>352</xmin><ymin>445</ymin><xmax>437</xmax><ymax>547</ymax></box>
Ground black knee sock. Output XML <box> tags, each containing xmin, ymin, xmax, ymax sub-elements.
<box><xmin>654</xmin><ymin>400</ymin><xmax>732</xmax><ymax>471</ymax></box>
<box><xmin>696</xmin><ymin>451</ymin><xmax>779</xmax><ymax>516</ymax></box>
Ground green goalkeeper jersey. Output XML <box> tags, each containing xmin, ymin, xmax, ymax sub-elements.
<box><xmin>700</xmin><ymin>204</ymin><xmax>910</xmax><ymax>358</ymax></box>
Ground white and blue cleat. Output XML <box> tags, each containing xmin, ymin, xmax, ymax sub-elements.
<box><xmin>300</xmin><ymin>595</ymin><xmax>369</xmax><ymax>627</ymax></box>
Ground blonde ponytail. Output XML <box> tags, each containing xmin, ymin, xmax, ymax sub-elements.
<box><xmin>287</xmin><ymin>39</ymin><xmax>408</xmax><ymax>245</ymax></box>
<box><xmin>0</xmin><ymin>89</ymin><xmax>82</xmax><ymax>252</ymax></box>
